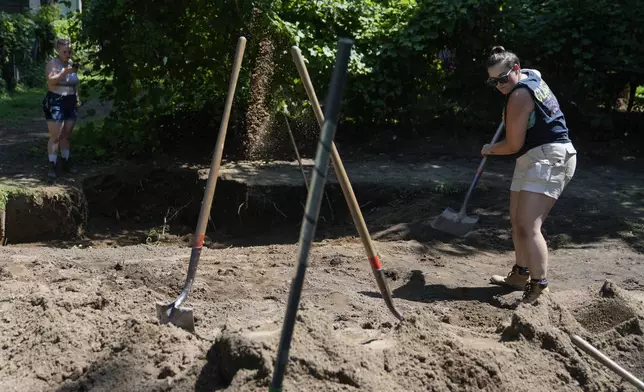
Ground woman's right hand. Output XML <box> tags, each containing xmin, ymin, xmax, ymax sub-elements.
<box><xmin>62</xmin><ymin>66</ymin><xmax>75</xmax><ymax>75</ymax></box>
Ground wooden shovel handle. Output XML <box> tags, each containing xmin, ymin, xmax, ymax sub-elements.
<box><xmin>291</xmin><ymin>46</ymin><xmax>403</xmax><ymax>321</ymax></box>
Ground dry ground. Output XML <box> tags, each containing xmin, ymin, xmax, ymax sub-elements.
<box><xmin>0</xmin><ymin>235</ymin><xmax>642</xmax><ymax>392</ymax></box>
<box><xmin>1</xmin><ymin>94</ymin><xmax>643</xmax><ymax>391</ymax></box>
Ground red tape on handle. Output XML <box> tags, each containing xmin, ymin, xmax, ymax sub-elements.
<box><xmin>369</xmin><ymin>255</ymin><xmax>382</xmax><ymax>270</ymax></box>
<box><xmin>194</xmin><ymin>234</ymin><xmax>205</xmax><ymax>248</ymax></box>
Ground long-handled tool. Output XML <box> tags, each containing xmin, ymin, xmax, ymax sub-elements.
<box><xmin>269</xmin><ymin>37</ymin><xmax>353</xmax><ymax>392</ymax></box>
<box><xmin>283</xmin><ymin>113</ymin><xmax>335</xmax><ymax>221</ymax></box>
<box><xmin>291</xmin><ymin>46</ymin><xmax>403</xmax><ymax>322</ymax></box>
<box><xmin>155</xmin><ymin>36</ymin><xmax>247</xmax><ymax>333</ymax></box>
<box><xmin>283</xmin><ymin>113</ymin><xmax>310</xmax><ymax>189</ymax></box>
<box><xmin>431</xmin><ymin>122</ymin><xmax>505</xmax><ymax>237</ymax></box>
<box><xmin>571</xmin><ymin>334</ymin><xmax>644</xmax><ymax>391</ymax></box>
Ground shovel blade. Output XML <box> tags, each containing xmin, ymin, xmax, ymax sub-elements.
<box><xmin>156</xmin><ymin>301</ymin><xmax>195</xmax><ymax>333</ymax></box>
<box><xmin>431</xmin><ymin>207</ymin><xmax>479</xmax><ymax>237</ymax></box>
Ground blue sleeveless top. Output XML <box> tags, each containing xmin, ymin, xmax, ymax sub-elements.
<box><xmin>503</xmin><ymin>69</ymin><xmax>570</xmax><ymax>156</ymax></box>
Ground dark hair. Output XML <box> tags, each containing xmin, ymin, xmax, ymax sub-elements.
<box><xmin>486</xmin><ymin>45</ymin><xmax>520</xmax><ymax>69</ymax></box>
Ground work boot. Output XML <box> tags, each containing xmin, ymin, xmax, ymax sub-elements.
<box><xmin>521</xmin><ymin>279</ymin><xmax>550</xmax><ymax>304</ymax></box>
<box><xmin>490</xmin><ymin>264</ymin><xmax>530</xmax><ymax>290</ymax></box>
<box><xmin>47</xmin><ymin>161</ymin><xmax>57</xmax><ymax>179</ymax></box>
<box><xmin>61</xmin><ymin>157</ymin><xmax>78</xmax><ymax>174</ymax></box>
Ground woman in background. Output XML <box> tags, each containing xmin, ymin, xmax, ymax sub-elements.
<box><xmin>43</xmin><ymin>38</ymin><xmax>80</xmax><ymax>178</ymax></box>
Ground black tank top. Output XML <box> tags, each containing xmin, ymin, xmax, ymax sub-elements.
<box><xmin>504</xmin><ymin>69</ymin><xmax>570</xmax><ymax>156</ymax></box>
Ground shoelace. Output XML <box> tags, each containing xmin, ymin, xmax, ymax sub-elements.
<box><xmin>522</xmin><ymin>283</ymin><xmax>534</xmax><ymax>299</ymax></box>
<box><xmin>507</xmin><ymin>267</ymin><xmax>519</xmax><ymax>279</ymax></box>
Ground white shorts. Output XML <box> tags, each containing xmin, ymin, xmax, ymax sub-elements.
<box><xmin>510</xmin><ymin>142</ymin><xmax>577</xmax><ymax>200</ymax></box>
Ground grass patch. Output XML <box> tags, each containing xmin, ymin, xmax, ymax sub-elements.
<box><xmin>0</xmin><ymin>87</ymin><xmax>45</xmax><ymax>125</ymax></box>
<box><xmin>0</xmin><ymin>181</ymin><xmax>44</xmax><ymax>210</ymax></box>
<box><xmin>0</xmin><ymin>178</ymin><xmax>75</xmax><ymax>209</ymax></box>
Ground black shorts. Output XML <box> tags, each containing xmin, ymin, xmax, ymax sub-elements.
<box><xmin>43</xmin><ymin>91</ymin><xmax>77</xmax><ymax>122</ymax></box>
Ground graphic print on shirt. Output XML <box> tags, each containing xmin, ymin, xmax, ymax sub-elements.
<box><xmin>532</xmin><ymin>80</ymin><xmax>560</xmax><ymax>117</ymax></box>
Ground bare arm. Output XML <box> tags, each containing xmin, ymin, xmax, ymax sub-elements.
<box><xmin>487</xmin><ymin>88</ymin><xmax>534</xmax><ymax>155</ymax></box>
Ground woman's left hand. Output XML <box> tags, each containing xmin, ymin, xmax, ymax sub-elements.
<box><xmin>481</xmin><ymin>144</ymin><xmax>493</xmax><ymax>156</ymax></box>
<box><xmin>76</xmin><ymin>99</ymin><xmax>82</xmax><ymax>108</ymax></box>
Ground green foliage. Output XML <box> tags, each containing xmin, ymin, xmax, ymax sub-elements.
<box><xmin>0</xmin><ymin>11</ymin><xmax>35</xmax><ymax>90</ymax></box>
<box><xmin>0</xmin><ymin>5</ymin><xmax>60</xmax><ymax>91</ymax></box>
<box><xmin>31</xmin><ymin>5</ymin><xmax>59</xmax><ymax>62</ymax></box>
<box><xmin>19</xmin><ymin>62</ymin><xmax>47</xmax><ymax>88</ymax></box>
<box><xmin>78</xmin><ymin>0</ymin><xmax>254</xmax><ymax>157</ymax></box>
<box><xmin>72</xmin><ymin>119</ymin><xmax>114</xmax><ymax>162</ymax></box>
<box><xmin>262</xmin><ymin>0</ymin><xmax>506</xmax><ymax>131</ymax></box>
<box><xmin>0</xmin><ymin>12</ymin><xmax>35</xmax><ymax>61</ymax></box>
<box><xmin>0</xmin><ymin>87</ymin><xmax>44</xmax><ymax>125</ymax></box>
<box><xmin>75</xmin><ymin>0</ymin><xmax>644</xmax><ymax>160</ymax></box>
<box><xmin>502</xmin><ymin>0</ymin><xmax>644</xmax><ymax>118</ymax></box>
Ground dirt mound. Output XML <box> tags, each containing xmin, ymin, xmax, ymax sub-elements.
<box><xmin>501</xmin><ymin>281</ymin><xmax>644</xmax><ymax>392</ymax></box>
<box><xmin>198</xmin><ymin>280</ymin><xmax>644</xmax><ymax>392</ymax></box>
<box><xmin>0</xmin><ymin>242</ymin><xmax>642</xmax><ymax>392</ymax></box>
<box><xmin>0</xmin><ymin>250</ymin><xmax>209</xmax><ymax>392</ymax></box>
<box><xmin>572</xmin><ymin>281</ymin><xmax>644</xmax><ymax>386</ymax></box>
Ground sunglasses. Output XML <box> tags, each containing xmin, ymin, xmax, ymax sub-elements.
<box><xmin>486</xmin><ymin>69</ymin><xmax>513</xmax><ymax>87</ymax></box>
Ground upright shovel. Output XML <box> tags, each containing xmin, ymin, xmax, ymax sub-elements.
<box><xmin>291</xmin><ymin>46</ymin><xmax>403</xmax><ymax>321</ymax></box>
<box><xmin>269</xmin><ymin>37</ymin><xmax>354</xmax><ymax>392</ymax></box>
<box><xmin>431</xmin><ymin>122</ymin><xmax>505</xmax><ymax>237</ymax></box>
<box><xmin>155</xmin><ymin>36</ymin><xmax>247</xmax><ymax>333</ymax></box>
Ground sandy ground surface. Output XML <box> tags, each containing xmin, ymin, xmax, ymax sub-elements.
<box><xmin>0</xmin><ymin>234</ymin><xmax>643</xmax><ymax>391</ymax></box>
<box><xmin>1</xmin><ymin>95</ymin><xmax>644</xmax><ymax>391</ymax></box>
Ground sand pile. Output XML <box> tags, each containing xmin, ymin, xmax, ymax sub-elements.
<box><xmin>0</xmin><ymin>243</ymin><xmax>642</xmax><ymax>392</ymax></box>
<box><xmin>197</xmin><ymin>280</ymin><xmax>644</xmax><ymax>392</ymax></box>
<box><xmin>0</xmin><ymin>256</ymin><xmax>210</xmax><ymax>392</ymax></box>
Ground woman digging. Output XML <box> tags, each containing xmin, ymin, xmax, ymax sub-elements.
<box><xmin>481</xmin><ymin>46</ymin><xmax>577</xmax><ymax>304</ymax></box>
<box><xmin>42</xmin><ymin>39</ymin><xmax>80</xmax><ymax>178</ymax></box>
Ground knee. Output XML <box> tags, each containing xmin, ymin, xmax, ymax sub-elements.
<box><xmin>515</xmin><ymin>217</ymin><xmax>540</xmax><ymax>239</ymax></box>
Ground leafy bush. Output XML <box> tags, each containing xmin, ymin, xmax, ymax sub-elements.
<box><xmin>0</xmin><ymin>5</ymin><xmax>60</xmax><ymax>90</ymax></box>
<box><xmin>0</xmin><ymin>11</ymin><xmax>35</xmax><ymax>90</ymax></box>
<box><xmin>76</xmin><ymin>0</ymin><xmax>644</xmax><ymax>160</ymax></box>
<box><xmin>20</xmin><ymin>61</ymin><xmax>47</xmax><ymax>88</ymax></box>
<box><xmin>499</xmin><ymin>0</ymin><xmax>644</xmax><ymax>150</ymax></box>
<box><xmin>503</xmin><ymin>0</ymin><xmax>644</xmax><ymax>114</ymax></box>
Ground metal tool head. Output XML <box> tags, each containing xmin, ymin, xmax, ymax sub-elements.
<box><xmin>156</xmin><ymin>301</ymin><xmax>195</xmax><ymax>333</ymax></box>
<box><xmin>430</xmin><ymin>207</ymin><xmax>479</xmax><ymax>237</ymax></box>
